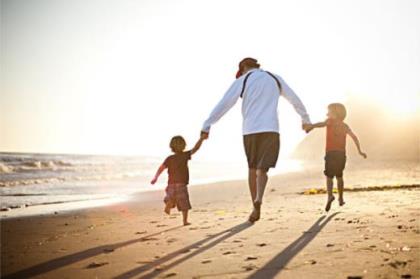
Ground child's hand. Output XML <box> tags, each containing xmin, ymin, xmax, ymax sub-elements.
<box><xmin>200</xmin><ymin>131</ymin><xmax>209</xmax><ymax>140</ymax></box>
<box><xmin>303</xmin><ymin>124</ymin><xmax>313</xmax><ymax>133</ymax></box>
<box><xmin>359</xmin><ymin>152</ymin><xmax>367</xmax><ymax>159</ymax></box>
<box><xmin>150</xmin><ymin>177</ymin><xmax>157</xmax><ymax>185</ymax></box>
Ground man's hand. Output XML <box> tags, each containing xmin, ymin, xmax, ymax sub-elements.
<box><xmin>359</xmin><ymin>151</ymin><xmax>367</xmax><ymax>159</ymax></box>
<box><xmin>302</xmin><ymin>123</ymin><xmax>313</xmax><ymax>133</ymax></box>
<box><xmin>150</xmin><ymin>177</ymin><xmax>157</xmax><ymax>185</ymax></box>
<box><xmin>200</xmin><ymin>131</ymin><xmax>209</xmax><ymax>140</ymax></box>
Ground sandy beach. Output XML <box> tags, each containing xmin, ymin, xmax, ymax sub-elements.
<box><xmin>1</xmin><ymin>167</ymin><xmax>419</xmax><ymax>279</ymax></box>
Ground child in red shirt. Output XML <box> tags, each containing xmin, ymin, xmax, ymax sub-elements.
<box><xmin>151</xmin><ymin>135</ymin><xmax>206</xmax><ymax>225</ymax></box>
<box><xmin>307</xmin><ymin>103</ymin><xmax>367</xmax><ymax>211</ymax></box>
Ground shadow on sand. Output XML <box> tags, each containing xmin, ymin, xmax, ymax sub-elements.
<box><xmin>247</xmin><ymin>212</ymin><xmax>340</xmax><ymax>279</ymax></box>
<box><xmin>2</xmin><ymin>225</ymin><xmax>185</xmax><ymax>279</ymax></box>
<box><xmin>114</xmin><ymin>221</ymin><xmax>253</xmax><ymax>279</ymax></box>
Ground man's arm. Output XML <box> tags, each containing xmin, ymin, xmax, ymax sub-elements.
<box><xmin>347</xmin><ymin>128</ymin><xmax>367</xmax><ymax>158</ymax></box>
<box><xmin>151</xmin><ymin>164</ymin><xmax>166</xmax><ymax>185</ymax></box>
<box><xmin>190</xmin><ymin>137</ymin><xmax>205</xmax><ymax>155</ymax></box>
<box><xmin>201</xmin><ymin>79</ymin><xmax>243</xmax><ymax>134</ymax></box>
<box><xmin>275</xmin><ymin>74</ymin><xmax>311</xmax><ymax>125</ymax></box>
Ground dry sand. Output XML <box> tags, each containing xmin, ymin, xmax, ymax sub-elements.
<box><xmin>1</xmin><ymin>173</ymin><xmax>419</xmax><ymax>279</ymax></box>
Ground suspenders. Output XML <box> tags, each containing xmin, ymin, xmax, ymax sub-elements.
<box><xmin>239</xmin><ymin>71</ymin><xmax>282</xmax><ymax>98</ymax></box>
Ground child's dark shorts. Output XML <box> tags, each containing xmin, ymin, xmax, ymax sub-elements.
<box><xmin>164</xmin><ymin>183</ymin><xmax>192</xmax><ymax>211</ymax></box>
<box><xmin>324</xmin><ymin>151</ymin><xmax>346</xmax><ymax>178</ymax></box>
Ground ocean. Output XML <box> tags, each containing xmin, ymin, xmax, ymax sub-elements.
<box><xmin>0</xmin><ymin>152</ymin><xmax>302</xmax><ymax>211</ymax></box>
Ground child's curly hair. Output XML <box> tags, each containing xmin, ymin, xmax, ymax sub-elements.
<box><xmin>328</xmin><ymin>103</ymin><xmax>347</xmax><ymax>121</ymax></box>
<box><xmin>169</xmin><ymin>136</ymin><xmax>186</xmax><ymax>153</ymax></box>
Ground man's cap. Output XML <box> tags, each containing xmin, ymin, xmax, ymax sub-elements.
<box><xmin>236</xmin><ymin>57</ymin><xmax>260</xmax><ymax>78</ymax></box>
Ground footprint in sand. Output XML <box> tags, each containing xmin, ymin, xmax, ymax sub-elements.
<box><xmin>222</xmin><ymin>251</ymin><xmax>235</xmax><ymax>255</ymax></box>
<box><xmin>86</xmin><ymin>262</ymin><xmax>109</xmax><ymax>269</ymax></box>
<box><xmin>140</xmin><ymin>237</ymin><xmax>159</xmax><ymax>242</ymax></box>
<box><xmin>243</xmin><ymin>264</ymin><xmax>257</xmax><ymax>271</ymax></box>
<box><xmin>201</xmin><ymin>259</ymin><xmax>212</xmax><ymax>264</ymax></box>
<box><xmin>135</xmin><ymin>231</ymin><xmax>147</xmax><ymax>235</ymax></box>
<box><xmin>164</xmin><ymin>272</ymin><xmax>177</xmax><ymax>278</ymax></box>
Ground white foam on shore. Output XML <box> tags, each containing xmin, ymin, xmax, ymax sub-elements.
<box><xmin>0</xmin><ymin>196</ymin><xmax>127</xmax><ymax>219</ymax></box>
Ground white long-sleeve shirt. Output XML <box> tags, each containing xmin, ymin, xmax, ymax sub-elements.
<box><xmin>202</xmin><ymin>68</ymin><xmax>311</xmax><ymax>135</ymax></box>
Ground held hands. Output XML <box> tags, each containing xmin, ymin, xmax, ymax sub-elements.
<box><xmin>302</xmin><ymin>123</ymin><xmax>313</xmax><ymax>133</ymax></box>
<box><xmin>200</xmin><ymin>131</ymin><xmax>209</xmax><ymax>140</ymax></box>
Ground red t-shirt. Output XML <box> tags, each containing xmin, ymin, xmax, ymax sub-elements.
<box><xmin>326</xmin><ymin>119</ymin><xmax>350</xmax><ymax>152</ymax></box>
<box><xmin>163</xmin><ymin>151</ymin><xmax>191</xmax><ymax>184</ymax></box>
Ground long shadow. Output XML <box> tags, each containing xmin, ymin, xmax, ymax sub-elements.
<box><xmin>2</xmin><ymin>225</ymin><xmax>184</xmax><ymax>279</ymax></box>
<box><xmin>114</xmin><ymin>221</ymin><xmax>253</xmax><ymax>279</ymax></box>
<box><xmin>247</xmin><ymin>212</ymin><xmax>340</xmax><ymax>279</ymax></box>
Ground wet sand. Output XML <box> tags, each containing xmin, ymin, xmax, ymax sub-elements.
<box><xmin>1</xmin><ymin>173</ymin><xmax>419</xmax><ymax>278</ymax></box>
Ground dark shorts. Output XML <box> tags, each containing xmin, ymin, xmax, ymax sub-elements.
<box><xmin>243</xmin><ymin>132</ymin><xmax>280</xmax><ymax>170</ymax></box>
<box><xmin>324</xmin><ymin>151</ymin><xmax>346</xmax><ymax>178</ymax></box>
<box><xmin>164</xmin><ymin>184</ymin><xmax>192</xmax><ymax>211</ymax></box>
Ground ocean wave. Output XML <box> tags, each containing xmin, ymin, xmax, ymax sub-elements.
<box><xmin>0</xmin><ymin>163</ymin><xmax>13</xmax><ymax>174</ymax></box>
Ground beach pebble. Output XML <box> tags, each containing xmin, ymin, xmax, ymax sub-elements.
<box><xmin>245</xmin><ymin>256</ymin><xmax>258</xmax><ymax>261</ymax></box>
<box><xmin>201</xmin><ymin>260</ymin><xmax>212</xmax><ymax>264</ymax></box>
<box><xmin>86</xmin><ymin>262</ymin><xmax>109</xmax><ymax>269</ymax></box>
<box><xmin>305</xmin><ymin>260</ymin><xmax>317</xmax><ymax>265</ymax></box>
<box><xmin>103</xmin><ymin>248</ymin><xmax>115</xmax><ymax>253</ymax></box>
<box><xmin>257</xmin><ymin>243</ymin><xmax>267</xmax><ymax>247</ymax></box>
<box><xmin>347</xmin><ymin>276</ymin><xmax>363</xmax><ymax>279</ymax></box>
<box><xmin>135</xmin><ymin>231</ymin><xmax>147</xmax><ymax>235</ymax></box>
<box><xmin>164</xmin><ymin>272</ymin><xmax>177</xmax><ymax>277</ymax></box>
<box><xmin>401</xmin><ymin>275</ymin><xmax>412</xmax><ymax>278</ymax></box>
<box><xmin>326</xmin><ymin>243</ymin><xmax>335</xmax><ymax>247</ymax></box>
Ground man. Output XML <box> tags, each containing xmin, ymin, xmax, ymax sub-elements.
<box><xmin>201</xmin><ymin>57</ymin><xmax>311</xmax><ymax>222</ymax></box>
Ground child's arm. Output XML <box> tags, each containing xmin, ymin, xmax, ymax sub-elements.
<box><xmin>305</xmin><ymin>120</ymin><xmax>327</xmax><ymax>133</ymax></box>
<box><xmin>347</xmin><ymin>128</ymin><xmax>367</xmax><ymax>159</ymax></box>
<box><xmin>151</xmin><ymin>164</ymin><xmax>166</xmax><ymax>185</ymax></box>
<box><xmin>190</xmin><ymin>137</ymin><xmax>205</xmax><ymax>155</ymax></box>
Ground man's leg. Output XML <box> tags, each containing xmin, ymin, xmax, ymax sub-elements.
<box><xmin>249</xmin><ymin>169</ymin><xmax>268</xmax><ymax>222</ymax></box>
<box><xmin>255</xmin><ymin>169</ymin><xmax>268</xmax><ymax>204</ymax></box>
<box><xmin>337</xmin><ymin>177</ymin><xmax>345</xmax><ymax>206</ymax></box>
<box><xmin>248</xmin><ymin>168</ymin><xmax>257</xmax><ymax>202</ymax></box>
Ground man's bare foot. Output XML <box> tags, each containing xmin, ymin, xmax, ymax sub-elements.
<box><xmin>339</xmin><ymin>198</ymin><xmax>346</xmax><ymax>206</ymax></box>
<box><xmin>325</xmin><ymin>196</ymin><xmax>335</xmax><ymax>212</ymax></box>
<box><xmin>249</xmin><ymin>201</ymin><xmax>261</xmax><ymax>223</ymax></box>
<box><xmin>183</xmin><ymin>222</ymin><xmax>191</xmax><ymax>226</ymax></box>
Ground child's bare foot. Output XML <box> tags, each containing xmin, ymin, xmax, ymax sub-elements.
<box><xmin>339</xmin><ymin>198</ymin><xmax>345</xmax><ymax>206</ymax></box>
<box><xmin>183</xmin><ymin>222</ymin><xmax>191</xmax><ymax>226</ymax></box>
<box><xmin>164</xmin><ymin>205</ymin><xmax>171</xmax><ymax>215</ymax></box>
<box><xmin>325</xmin><ymin>196</ymin><xmax>335</xmax><ymax>212</ymax></box>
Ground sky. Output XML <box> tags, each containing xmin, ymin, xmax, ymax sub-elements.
<box><xmin>1</xmin><ymin>0</ymin><xmax>419</xmax><ymax>162</ymax></box>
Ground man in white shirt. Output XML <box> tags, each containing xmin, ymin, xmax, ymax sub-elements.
<box><xmin>201</xmin><ymin>58</ymin><xmax>311</xmax><ymax>222</ymax></box>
